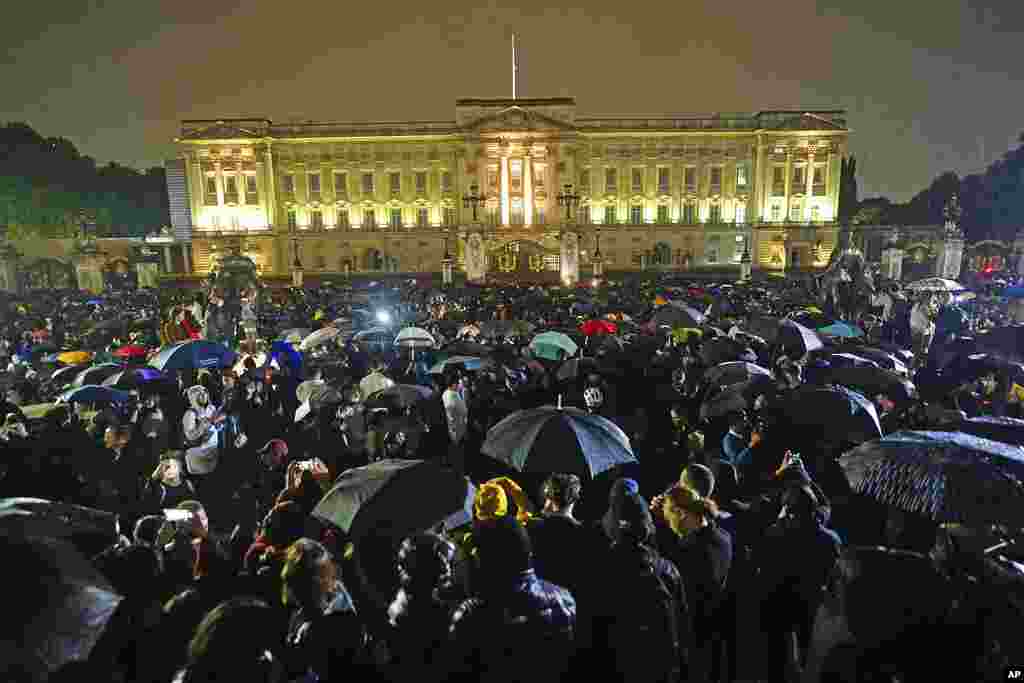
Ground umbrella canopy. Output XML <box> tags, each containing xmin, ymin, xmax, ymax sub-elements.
<box><xmin>942</xmin><ymin>416</ymin><xmax>1024</xmax><ymax>447</ymax></box>
<box><xmin>700</xmin><ymin>375</ymin><xmax>778</xmax><ymax>421</ymax></box>
<box><xmin>101</xmin><ymin>367</ymin><xmax>166</xmax><ymax>390</ymax></box>
<box><xmin>975</xmin><ymin>325</ymin><xmax>1024</xmax><ymax>364</ymax></box>
<box><xmin>72</xmin><ymin>363</ymin><xmax>124</xmax><ymax>388</ymax></box>
<box><xmin>827</xmin><ymin>353</ymin><xmax>880</xmax><ymax>370</ymax></box>
<box><xmin>833</xmin><ymin>345</ymin><xmax>907</xmax><ymax>375</ymax></box>
<box><xmin>312</xmin><ymin>459</ymin><xmax>475</xmax><ymax>541</ymax></box>
<box><xmin>58</xmin><ymin>384</ymin><xmax>131</xmax><ymax>405</ymax></box>
<box><xmin>296</xmin><ymin>380</ymin><xmax>328</xmax><ymax>405</ymax></box>
<box><xmin>278</xmin><ymin>328</ymin><xmax>312</xmax><ymax>343</ymax></box>
<box><xmin>365</xmin><ymin>384</ymin><xmax>434</xmax><ymax>410</ymax></box>
<box><xmin>777</xmin><ymin>384</ymin><xmax>883</xmax><ymax>444</ymax></box>
<box><xmin>394</xmin><ymin>326</ymin><xmax>436</xmax><ymax>348</ymax></box>
<box><xmin>111</xmin><ymin>344</ymin><xmax>148</xmax><ymax>360</ymax></box>
<box><xmin>840</xmin><ymin>430</ymin><xmax>1024</xmax><ymax>526</ymax></box>
<box><xmin>580</xmin><ymin>319</ymin><xmax>617</xmax><ymax>337</ymax></box>
<box><xmin>703</xmin><ymin>361</ymin><xmax>773</xmax><ymax>389</ymax></box>
<box><xmin>429</xmin><ymin>356</ymin><xmax>493</xmax><ymax>375</ymax></box>
<box><xmin>905</xmin><ymin>277</ymin><xmax>966</xmax><ymax>293</ymax></box>
<box><xmin>151</xmin><ymin>340</ymin><xmax>236</xmax><ymax>371</ymax></box>
<box><xmin>479</xmin><ymin>320</ymin><xmax>535</xmax><ymax>338</ymax></box>
<box><xmin>57</xmin><ymin>351</ymin><xmax>92</xmax><ymax>365</ymax></box>
<box><xmin>777</xmin><ymin>319</ymin><xmax>825</xmax><ymax>356</ymax></box>
<box><xmin>819</xmin><ymin>365</ymin><xmax>917</xmax><ymax>406</ymax></box>
<box><xmin>0</xmin><ymin>510</ymin><xmax>124</xmax><ymax>679</ymax></box>
<box><xmin>529</xmin><ymin>331</ymin><xmax>579</xmax><ymax>362</ymax></box>
<box><xmin>653</xmin><ymin>301</ymin><xmax>705</xmax><ymax>328</ymax></box>
<box><xmin>359</xmin><ymin>371</ymin><xmax>395</xmax><ymax>398</ymax></box>
<box><xmin>818</xmin><ymin>321</ymin><xmax>865</xmax><ymax>339</ymax></box>
<box><xmin>299</xmin><ymin>327</ymin><xmax>339</xmax><ymax>352</ymax></box>
<box><xmin>481</xmin><ymin>404</ymin><xmax>637</xmax><ymax>479</ymax></box>
<box><xmin>699</xmin><ymin>337</ymin><xmax>758</xmax><ymax>366</ymax></box>
<box><xmin>49</xmin><ymin>365</ymin><xmax>83</xmax><ymax>389</ymax></box>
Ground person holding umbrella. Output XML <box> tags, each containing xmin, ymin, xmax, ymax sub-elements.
<box><xmin>442</xmin><ymin>371</ymin><xmax>468</xmax><ymax>474</ymax></box>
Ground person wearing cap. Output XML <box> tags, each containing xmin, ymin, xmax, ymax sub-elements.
<box><xmin>444</xmin><ymin>515</ymin><xmax>576</xmax><ymax>683</ymax></box>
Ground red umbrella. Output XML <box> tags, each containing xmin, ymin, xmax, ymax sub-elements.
<box><xmin>580</xmin><ymin>319</ymin><xmax>617</xmax><ymax>336</ymax></box>
<box><xmin>112</xmin><ymin>344</ymin><xmax>149</xmax><ymax>359</ymax></box>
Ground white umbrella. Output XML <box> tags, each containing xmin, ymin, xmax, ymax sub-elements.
<box><xmin>394</xmin><ymin>326</ymin><xmax>436</xmax><ymax>349</ymax></box>
<box><xmin>278</xmin><ymin>328</ymin><xmax>311</xmax><ymax>343</ymax></box>
<box><xmin>300</xmin><ymin>327</ymin><xmax>340</xmax><ymax>351</ymax></box>
<box><xmin>905</xmin><ymin>277</ymin><xmax>965</xmax><ymax>293</ymax></box>
<box><xmin>360</xmin><ymin>371</ymin><xmax>395</xmax><ymax>398</ymax></box>
<box><xmin>296</xmin><ymin>379</ymin><xmax>327</xmax><ymax>404</ymax></box>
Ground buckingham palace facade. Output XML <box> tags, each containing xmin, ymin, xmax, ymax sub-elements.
<box><xmin>166</xmin><ymin>97</ymin><xmax>849</xmax><ymax>282</ymax></box>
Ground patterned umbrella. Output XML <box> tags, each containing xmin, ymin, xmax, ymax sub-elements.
<box><xmin>71</xmin><ymin>363</ymin><xmax>124</xmax><ymax>388</ymax></box>
<box><xmin>942</xmin><ymin>416</ymin><xmax>1024</xmax><ymax>447</ymax></box>
<box><xmin>150</xmin><ymin>340</ymin><xmax>236</xmax><ymax>371</ymax></box>
<box><xmin>840</xmin><ymin>430</ymin><xmax>1024</xmax><ymax>526</ymax></box>
<box><xmin>312</xmin><ymin>459</ymin><xmax>475</xmax><ymax>541</ymax></box>
<box><xmin>481</xmin><ymin>403</ymin><xmax>637</xmax><ymax>479</ymax></box>
<box><xmin>904</xmin><ymin>277</ymin><xmax>966</xmax><ymax>293</ymax></box>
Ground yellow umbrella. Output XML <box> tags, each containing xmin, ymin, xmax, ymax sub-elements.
<box><xmin>654</xmin><ymin>296</ymin><xmax>669</xmax><ymax>306</ymax></box>
<box><xmin>804</xmin><ymin>306</ymin><xmax>823</xmax><ymax>315</ymax></box>
<box><xmin>57</xmin><ymin>351</ymin><xmax>92</xmax><ymax>365</ymax></box>
<box><xmin>672</xmin><ymin>327</ymin><xmax>703</xmax><ymax>344</ymax></box>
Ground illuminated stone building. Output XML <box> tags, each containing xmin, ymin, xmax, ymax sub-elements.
<box><xmin>166</xmin><ymin>97</ymin><xmax>850</xmax><ymax>283</ymax></box>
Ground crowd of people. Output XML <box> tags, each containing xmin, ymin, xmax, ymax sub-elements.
<box><xmin>1</xmin><ymin>272</ymin><xmax>1022</xmax><ymax>683</ymax></box>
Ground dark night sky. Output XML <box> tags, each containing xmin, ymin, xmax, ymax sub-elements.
<box><xmin>1</xmin><ymin>0</ymin><xmax>1021</xmax><ymax>201</ymax></box>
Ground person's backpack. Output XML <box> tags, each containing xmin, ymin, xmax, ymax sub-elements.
<box><xmin>605</xmin><ymin>556</ymin><xmax>681</xmax><ymax>679</ymax></box>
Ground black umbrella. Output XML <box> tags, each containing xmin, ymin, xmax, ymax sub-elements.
<box><xmin>840</xmin><ymin>430</ymin><xmax>1024</xmax><ymax>526</ymax></box>
<box><xmin>653</xmin><ymin>302</ymin><xmax>705</xmax><ymax>328</ymax></box>
<box><xmin>776</xmin><ymin>384</ymin><xmax>883</xmax><ymax>444</ymax></box>
<box><xmin>481</xmin><ymin>403</ymin><xmax>637</xmax><ymax>479</ymax></box>
<box><xmin>702</xmin><ymin>361</ymin><xmax>773</xmax><ymax>389</ymax></box>
<box><xmin>699</xmin><ymin>337</ymin><xmax>758</xmax><ymax>367</ymax></box>
<box><xmin>312</xmin><ymin>459</ymin><xmax>475</xmax><ymax>542</ymax></box>
<box><xmin>943</xmin><ymin>416</ymin><xmax>1024</xmax><ymax>447</ymax></box>
<box><xmin>48</xmin><ymin>365</ymin><xmax>83</xmax><ymax>390</ymax></box>
<box><xmin>101</xmin><ymin>367</ymin><xmax>166</xmax><ymax>390</ymax></box>
<box><xmin>833</xmin><ymin>344</ymin><xmax>907</xmax><ymax>374</ymax></box>
<box><xmin>0</xmin><ymin>509</ymin><xmax>124</xmax><ymax>679</ymax></box>
<box><xmin>700</xmin><ymin>375</ymin><xmax>777</xmax><ymax>421</ymax></box>
<box><xmin>777</xmin><ymin>319</ymin><xmax>824</xmax><ymax>357</ymax></box>
<box><xmin>744</xmin><ymin>315</ymin><xmax>784</xmax><ymax>344</ymax></box>
<box><xmin>819</xmin><ymin>366</ymin><xmax>917</xmax><ymax>407</ymax></box>
<box><xmin>975</xmin><ymin>325</ymin><xmax>1024</xmax><ymax>364</ymax></box>
<box><xmin>364</xmin><ymin>384</ymin><xmax>434</xmax><ymax>410</ymax></box>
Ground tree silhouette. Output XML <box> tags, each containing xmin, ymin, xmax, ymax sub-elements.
<box><xmin>838</xmin><ymin>156</ymin><xmax>858</xmax><ymax>224</ymax></box>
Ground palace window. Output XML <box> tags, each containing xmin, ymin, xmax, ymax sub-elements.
<box><xmin>389</xmin><ymin>172</ymin><xmax>401</xmax><ymax>196</ymax></box>
<box><xmin>604</xmin><ymin>205</ymin><xmax>617</xmax><ymax>225</ymax></box>
<box><xmin>244</xmin><ymin>174</ymin><xmax>258</xmax><ymax>204</ymax></box>
<box><xmin>389</xmin><ymin>208</ymin><xmax>402</xmax><ymax>229</ymax></box>
<box><xmin>658</xmin><ymin>168</ymin><xmax>670</xmax><ymax>194</ymax></box>
<box><xmin>792</xmin><ymin>166</ymin><xmax>806</xmax><ymax>192</ymax></box>
<box><xmin>336</xmin><ymin>208</ymin><xmax>349</xmax><ymax>229</ymax></box>
<box><xmin>735</xmin><ymin>204</ymin><xmax>746</xmax><ymax>224</ymax></box>
<box><xmin>605</xmin><ymin>168</ymin><xmax>617</xmax><ymax>193</ymax></box>
<box><xmin>705</xmin><ymin>235</ymin><xmax>721</xmax><ymax>264</ymax></box>
<box><xmin>487</xmin><ymin>166</ymin><xmax>499</xmax><ymax>191</ymax></box>
<box><xmin>684</xmin><ymin>167</ymin><xmax>697</xmax><ymax>193</ymax></box>
<box><xmin>682</xmin><ymin>202</ymin><xmax>696</xmax><ymax>225</ymax></box>
<box><xmin>443</xmin><ymin>207</ymin><xmax>457</xmax><ymax>226</ymax></box>
<box><xmin>710</xmin><ymin>167</ymin><xmax>722</xmax><ymax>195</ymax></box>
<box><xmin>533</xmin><ymin>164</ymin><xmax>545</xmax><ymax>189</ymax></box>
<box><xmin>334</xmin><ymin>172</ymin><xmax>347</xmax><ymax>198</ymax></box>
<box><xmin>308</xmin><ymin>173</ymin><xmax>321</xmax><ymax>202</ymax></box>
<box><xmin>631</xmin><ymin>168</ymin><xmax>644</xmax><ymax>194</ymax></box>
<box><xmin>771</xmin><ymin>204</ymin><xmax>782</xmax><ymax>222</ymax></box>
<box><xmin>510</xmin><ymin>160</ymin><xmax>523</xmax><ymax>192</ymax></box>
<box><xmin>579</xmin><ymin>169</ymin><xmax>590</xmax><ymax>193</ymax></box>
<box><xmin>362</xmin><ymin>172</ymin><xmax>374</xmax><ymax>195</ymax></box>
<box><xmin>486</xmin><ymin>206</ymin><xmax>499</xmax><ymax>226</ymax></box>
<box><xmin>441</xmin><ymin>171</ymin><xmax>452</xmax><ymax>193</ymax></box>
<box><xmin>657</xmin><ymin>204</ymin><xmax>670</xmax><ymax>224</ymax></box>
<box><xmin>223</xmin><ymin>175</ymin><xmax>238</xmax><ymax>204</ymax></box>
<box><xmin>709</xmin><ymin>204</ymin><xmax>722</xmax><ymax>224</ymax></box>
<box><xmin>812</xmin><ymin>166</ymin><xmax>826</xmax><ymax>196</ymax></box>
<box><xmin>286</xmin><ymin>210</ymin><xmax>297</xmax><ymax>230</ymax></box>
<box><xmin>363</xmin><ymin>209</ymin><xmax>376</xmax><ymax>229</ymax></box>
<box><xmin>630</xmin><ymin>205</ymin><xmax>643</xmax><ymax>225</ymax></box>
<box><xmin>230</xmin><ymin>216</ymin><xmax>240</xmax><ymax>230</ymax></box>
<box><xmin>415</xmin><ymin>171</ymin><xmax>427</xmax><ymax>195</ymax></box>
<box><xmin>204</xmin><ymin>176</ymin><xmax>218</xmax><ymax>205</ymax></box>
<box><xmin>535</xmin><ymin>206</ymin><xmax>546</xmax><ymax>225</ymax></box>
<box><xmin>810</xmin><ymin>205</ymin><xmax>821</xmax><ymax>222</ymax></box>
<box><xmin>282</xmin><ymin>174</ymin><xmax>295</xmax><ymax>198</ymax></box>
<box><xmin>310</xmin><ymin>210</ymin><xmax>324</xmax><ymax>230</ymax></box>
<box><xmin>736</xmin><ymin>164</ymin><xmax>749</xmax><ymax>192</ymax></box>
<box><xmin>790</xmin><ymin>202</ymin><xmax>802</xmax><ymax>221</ymax></box>
<box><xmin>417</xmin><ymin>207</ymin><xmax>429</xmax><ymax>227</ymax></box>
<box><xmin>772</xmin><ymin>167</ymin><xmax>785</xmax><ymax>196</ymax></box>
<box><xmin>579</xmin><ymin>205</ymin><xmax>590</xmax><ymax>225</ymax></box>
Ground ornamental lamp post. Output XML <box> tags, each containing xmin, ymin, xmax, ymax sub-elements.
<box><xmin>740</xmin><ymin>238</ymin><xmax>752</xmax><ymax>282</ymax></box>
<box><xmin>441</xmin><ymin>231</ymin><xmax>454</xmax><ymax>287</ymax></box>
<box><xmin>592</xmin><ymin>227</ymin><xmax>604</xmax><ymax>279</ymax></box>
<box><xmin>557</xmin><ymin>184</ymin><xmax>581</xmax><ymax>225</ymax></box>
<box><xmin>462</xmin><ymin>183</ymin><xmax>488</xmax><ymax>223</ymax></box>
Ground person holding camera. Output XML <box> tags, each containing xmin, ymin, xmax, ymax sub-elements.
<box><xmin>145</xmin><ymin>452</ymin><xmax>197</xmax><ymax>512</ymax></box>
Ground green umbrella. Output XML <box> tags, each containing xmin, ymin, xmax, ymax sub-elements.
<box><xmin>529</xmin><ymin>331</ymin><xmax>578</xmax><ymax>361</ymax></box>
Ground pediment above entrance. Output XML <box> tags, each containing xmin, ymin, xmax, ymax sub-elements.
<box><xmin>456</xmin><ymin>98</ymin><xmax>577</xmax><ymax>132</ymax></box>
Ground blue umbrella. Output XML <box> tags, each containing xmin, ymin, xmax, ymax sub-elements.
<box><xmin>818</xmin><ymin>321</ymin><xmax>865</xmax><ymax>339</ymax></box>
<box><xmin>481</xmin><ymin>404</ymin><xmax>637</xmax><ymax>479</ymax></box>
<box><xmin>150</xmin><ymin>340</ymin><xmax>237</xmax><ymax>371</ymax></box>
<box><xmin>1004</xmin><ymin>286</ymin><xmax>1024</xmax><ymax>299</ymax></box>
<box><xmin>270</xmin><ymin>340</ymin><xmax>302</xmax><ymax>374</ymax></box>
<box><xmin>58</xmin><ymin>385</ymin><xmax>131</xmax><ymax>405</ymax></box>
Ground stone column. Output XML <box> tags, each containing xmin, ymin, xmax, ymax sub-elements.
<box><xmin>442</xmin><ymin>255</ymin><xmax>454</xmax><ymax>286</ymax></box>
<box><xmin>500</xmin><ymin>156</ymin><xmax>510</xmax><ymax>227</ymax></box>
<box><xmin>184</xmin><ymin>244</ymin><xmax>193</xmax><ymax>273</ymax></box>
<box><xmin>136</xmin><ymin>262</ymin><xmax>160</xmax><ymax>288</ymax></box>
<box><xmin>524</xmin><ymin>155</ymin><xmax>533</xmax><ymax>227</ymax></box>
<box><xmin>263</xmin><ymin>145</ymin><xmax>277</xmax><ymax>229</ymax></box>
<box><xmin>561</xmin><ymin>231</ymin><xmax>579</xmax><ymax>285</ymax></box>
<box><xmin>162</xmin><ymin>245</ymin><xmax>173</xmax><ymax>274</ymax></box>
<box><xmin>465</xmin><ymin>231</ymin><xmax>487</xmax><ymax>284</ymax></box>
<box><xmin>0</xmin><ymin>244</ymin><xmax>20</xmax><ymax>293</ymax></box>
<box><xmin>936</xmin><ymin>236</ymin><xmax>965</xmax><ymax>280</ymax></box>
<box><xmin>882</xmin><ymin>239</ymin><xmax>904</xmax><ymax>281</ymax></box>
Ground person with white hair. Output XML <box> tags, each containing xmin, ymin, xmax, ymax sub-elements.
<box><xmin>182</xmin><ymin>385</ymin><xmax>223</xmax><ymax>477</ymax></box>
